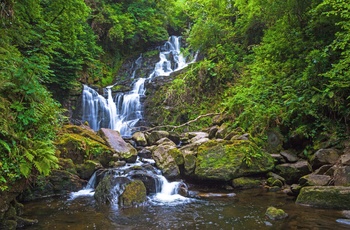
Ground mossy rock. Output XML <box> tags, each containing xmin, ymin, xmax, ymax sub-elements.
<box><xmin>232</xmin><ymin>177</ymin><xmax>261</xmax><ymax>189</ymax></box>
<box><xmin>119</xmin><ymin>180</ymin><xmax>147</xmax><ymax>207</ymax></box>
<box><xmin>296</xmin><ymin>186</ymin><xmax>350</xmax><ymax>209</ymax></box>
<box><xmin>76</xmin><ymin>160</ymin><xmax>102</xmax><ymax>180</ymax></box>
<box><xmin>266</xmin><ymin>177</ymin><xmax>283</xmax><ymax>188</ymax></box>
<box><xmin>60</xmin><ymin>125</ymin><xmax>106</xmax><ymax>144</ymax></box>
<box><xmin>58</xmin><ymin>158</ymin><xmax>77</xmax><ymax>174</ymax></box>
<box><xmin>265</xmin><ymin>206</ymin><xmax>288</xmax><ymax>220</ymax></box>
<box><xmin>195</xmin><ymin>140</ymin><xmax>274</xmax><ymax>181</ymax></box>
<box><xmin>55</xmin><ymin>133</ymin><xmax>115</xmax><ymax>165</ymax></box>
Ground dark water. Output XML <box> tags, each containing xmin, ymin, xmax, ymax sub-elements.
<box><xmin>22</xmin><ymin>188</ymin><xmax>349</xmax><ymax>230</ymax></box>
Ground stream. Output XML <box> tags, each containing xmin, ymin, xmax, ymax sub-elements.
<box><xmin>22</xmin><ymin>187</ymin><xmax>349</xmax><ymax>230</ymax></box>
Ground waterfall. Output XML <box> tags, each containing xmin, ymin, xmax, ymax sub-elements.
<box><xmin>81</xmin><ymin>36</ymin><xmax>196</xmax><ymax>137</ymax></box>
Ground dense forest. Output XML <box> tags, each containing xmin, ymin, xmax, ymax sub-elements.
<box><xmin>0</xmin><ymin>0</ymin><xmax>349</xmax><ymax>192</ymax></box>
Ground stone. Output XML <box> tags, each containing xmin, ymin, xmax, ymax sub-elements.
<box><xmin>266</xmin><ymin>177</ymin><xmax>284</xmax><ymax>188</ymax></box>
<box><xmin>342</xmin><ymin>210</ymin><xmax>350</xmax><ymax>218</ymax></box>
<box><xmin>138</xmin><ymin>148</ymin><xmax>152</xmax><ymax>159</ymax></box>
<box><xmin>290</xmin><ymin>184</ymin><xmax>302</xmax><ymax>195</ymax></box>
<box><xmin>270</xmin><ymin>154</ymin><xmax>286</xmax><ymax>164</ymax></box>
<box><xmin>265</xmin><ymin>206</ymin><xmax>288</xmax><ymax>220</ymax></box>
<box><xmin>296</xmin><ymin>186</ymin><xmax>350</xmax><ymax>209</ymax></box>
<box><xmin>195</xmin><ymin>139</ymin><xmax>274</xmax><ymax>181</ymax></box>
<box><xmin>340</xmin><ymin>153</ymin><xmax>350</xmax><ymax>166</ymax></box>
<box><xmin>313</xmin><ymin>165</ymin><xmax>332</xmax><ymax>175</ymax></box>
<box><xmin>215</xmin><ymin>123</ymin><xmax>228</xmax><ymax>139</ymax></box>
<box><xmin>275</xmin><ymin>160</ymin><xmax>312</xmax><ymax>184</ymax></box>
<box><xmin>132</xmin><ymin>132</ymin><xmax>148</xmax><ymax>146</ymax></box>
<box><xmin>232</xmin><ymin>177</ymin><xmax>261</xmax><ymax>189</ymax></box>
<box><xmin>333</xmin><ymin>166</ymin><xmax>350</xmax><ymax>186</ymax></box>
<box><xmin>94</xmin><ymin>175</ymin><xmax>130</xmax><ymax>204</ymax></box>
<box><xmin>208</xmin><ymin>125</ymin><xmax>219</xmax><ymax>139</ymax></box>
<box><xmin>188</xmin><ymin>132</ymin><xmax>209</xmax><ymax>143</ymax></box>
<box><xmin>156</xmin><ymin>137</ymin><xmax>177</xmax><ymax>147</ymax></box>
<box><xmin>127</xmin><ymin>170</ymin><xmax>161</xmax><ymax>194</ymax></box>
<box><xmin>280</xmin><ymin>151</ymin><xmax>299</xmax><ymax>163</ymax></box>
<box><xmin>76</xmin><ymin>160</ymin><xmax>102</xmax><ymax>180</ymax></box>
<box><xmin>146</xmin><ymin>130</ymin><xmax>169</xmax><ymax>145</ymax></box>
<box><xmin>310</xmin><ymin>148</ymin><xmax>342</xmax><ymax>169</ymax></box>
<box><xmin>298</xmin><ymin>174</ymin><xmax>332</xmax><ymax>186</ymax></box>
<box><xmin>99</xmin><ymin>128</ymin><xmax>137</xmax><ymax>163</ymax></box>
<box><xmin>180</xmin><ymin>145</ymin><xmax>198</xmax><ymax>176</ymax></box>
<box><xmin>152</xmin><ymin>144</ymin><xmax>182</xmax><ymax>178</ymax></box>
<box><xmin>119</xmin><ymin>180</ymin><xmax>147</xmax><ymax>207</ymax></box>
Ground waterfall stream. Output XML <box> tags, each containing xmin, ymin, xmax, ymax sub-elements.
<box><xmin>81</xmin><ymin>36</ymin><xmax>196</xmax><ymax>137</ymax></box>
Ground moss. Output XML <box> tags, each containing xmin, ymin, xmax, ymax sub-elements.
<box><xmin>296</xmin><ymin>186</ymin><xmax>350</xmax><ymax>209</ymax></box>
<box><xmin>267</xmin><ymin>177</ymin><xmax>283</xmax><ymax>188</ymax></box>
<box><xmin>265</xmin><ymin>206</ymin><xmax>288</xmax><ymax>220</ymax></box>
<box><xmin>232</xmin><ymin>177</ymin><xmax>261</xmax><ymax>189</ymax></box>
<box><xmin>169</xmin><ymin>148</ymin><xmax>184</xmax><ymax>166</ymax></box>
<box><xmin>119</xmin><ymin>180</ymin><xmax>147</xmax><ymax>207</ymax></box>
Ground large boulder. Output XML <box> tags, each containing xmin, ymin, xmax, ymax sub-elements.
<box><xmin>296</xmin><ymin>186</ymin><xmax>350</xmax><ymax>209</ymax></box>
<box><xmin>94</xmin><ymin>174</ymin><xmax>130</xmax><ymax>205</ymax></box>
<box><xmin>275</xmin><ymin>160</ymin><xmax>312</xmax><ymax>184</ymax></box>
<box><xmin>333</xmin><ymin>166</ymin><xmax>350</xmax><ymax>186</ymax></box>
<box><xmin>152</xmin><ymin>140</ymin><xmax>183</xmax><ymax>178</ymax></box>
<box><xmin>99</xmin><ymin>128</ymin><xmax>137</xmax><ymax>163</ymax></box>
<box><xmin>146</xmin><ymin>130</ymin><xmax>169</xmax><ymax>145</ymax></box>
<box><xmin>194</xmin><ymin>140</ymin><xmax>275</xmax><ymax>181</ymax></box>
<box><xmin>298</xmin><ymin>174</ymin><xmax>332</xmax><ymax>186</ymax></box>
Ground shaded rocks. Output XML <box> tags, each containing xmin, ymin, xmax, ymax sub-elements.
<box><xmin>310</xmin><ymin>148</ymin><xmax>342</xmax><ymax>169</ymax></box>
<box><xmin>296</xmin><ymin>186</ymin><xmax>350</xmax><ymax>209</ymax></box>
<box><xmin>119</xmin><ymin>180</ymin><xmax>147</xmax><ymax>207</ymax></box>
<box><xmin>275</xmin><ymin>160</ymin><xmax>312</xmax><ymax>184</ymax></box>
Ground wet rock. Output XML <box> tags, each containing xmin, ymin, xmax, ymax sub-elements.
<box><xmin>310</xmin><ymin>148</ymin><xmax>342</xmax><ymax>169</ymax></box>
<box><xmin>94</xmin><ymin>174</ymin><xmax>130</xmax><ymax>204</ymax></box>
<box><xmin>76</xmin><ymin>160</ymin><xmax>102</xmax><ymax>180</ymax></box>
<box><xmin>298</xmin><ymin>174</ymin><xmax>332</xmax><ymax>186</ymax></box>
<box><xmin>314</xmin><ymin>165</ymin><xmax>333</xmax><ymax>175</ymax></box>
<box><xmin>188</xmin><ymin>132</ymin><xmax>209</xmax><ymax>144</ymax></box>
<box><xmin>275</xmin><ymin>160</ymin><xmax>312</xmax><ymax>184</ymax></box>
<box><xmin>266</xmin><ymin>177</ymin><xmax>284</xmax><ymax>188</ymax></box>
<box><xmin>132</xmin><ymin>132</ymin><xmax>148</xmax><ymax>146</ymax></box>
<box><xmin>152</xmin><ymin>143</ymin><xmax>182</xmax><ymax>178</ymax></box>
<box><xmin>195</xmin><ymin>140</ymin><xmax>274</xmax><ymax>181</ymax></box>
<box><xmin>270</xmin><ymin>154</ymin><xmax>286</xmax><ymax>164</ymax></box>
<box><xmin>119</xmin><ymin>180</ymin><xmax>147</xmax><ymax>207</ymax></box>
<box><xmin>232</xmin><ymin>177</ymin><xmax>261</xmax><ymax>189</ymax></box>
<box><xmin>191</xmin><ymin>192</ymin><xmax>236</xmax><ymax>198</ymax></box>
<box><xmin>296</xmin><ymin>186</ymin><xmax>350</xmax><ymax>209</ymax></box>
<box><xmin>215</xmin><ymin>123</ymin><xmax>228</xmax><ymax>139</ymax></box>
<box><xmin>138</xmin><ymin>148</ymin><xmax>152</xmax><ymax>159</ymax></box>
<box><xmin>180</xmin><ymin>145</ymin><xmax>197</xmax><ymax>176</ymax></box>
<box><xmin>99</xmin><ymin>128</ymin><xmax>137</xmax><ymax>163</ymax></box>
<box><xmin>265</xmin><ymin>206</ymin><xmax>288</xmax><ymax>220</ymax></box>
<box><xmin>156</xmin><ymin>137</ymin><xmax>177</xmax><ymax>147</ymax></box>
<box><xmin>128</xmin><ymin>170</ymin><xmax>161</xmax><ymax>194</ymax></box>
<box><xmin>290</xmin><ymin>184</ymin><xmax>302</xmax><ymax>195</ymax></box>
<box><xmin>280</xmin><ymin>151</ymin><xmax>299</xmax><ymax>163</ymax></box>
<box><xmin>168</xmin><ymin>132</ymin><xmax>181</xmax><ymax>146</ymax></box>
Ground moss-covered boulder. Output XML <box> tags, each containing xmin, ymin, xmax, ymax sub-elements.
<box><xmin>296</xmin><ymin>186</ymin><xmax>350</xmax><ymax>209</ymax></box>
<box><xmin>56</xmin><ymin>131</ymin><xmax>115</xmax><ymax>166</ymax></box>
<box><xmin>232</xmin><ymin>177</ymin><xmax>262</xmax><ymax>189</ymax></box>
<box><xmin>180</xmin><ymin>144</ymin><xmax>198</xmax><ymax>176</ymax></box>
<box><xmin>299</xmin><ymin>174</ymin><xmax>332</xmax><ymax>187</ymax></box>
<box><xmin>76</xmin><ymin>160</ymin><xmax>102</xmax><ymax>180</ymax></box>
<box><xmin>94</xmin><ymin>174</ymin><xmax>130</xmax><ymax>205</ymax></box>
<box><xmin>119</xmin><ymin>180</ymin><xmax>147</xmax><ymax>207</ymax></box>
<box><xmin>265</xmin><ymin>206</ymin><xmax>288</xmax><ymax>220</ymax></box>
<box><xmin>310</xmin><ymin>148</ymin><xmax>342</xmax><ymax>169</ymax></box>
<box><xmin>195</xmin><ymin>140</ymin><xmax>275</xmax><ymax>181</ymax></box>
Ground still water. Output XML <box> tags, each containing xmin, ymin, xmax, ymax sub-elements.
<box><xmin>22</xmin><ymin>187</ymin><xmax>349</xmax><ymax>230</ymax></box>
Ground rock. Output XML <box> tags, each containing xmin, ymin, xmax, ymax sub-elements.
<box><xmin>190</xmin><ymin>192</ymin><xmax>236</xmax><ymax>198</ymax></box>
<box><xmin>275</xmin><ymin>160</ymin><xmax>312</xmax><ymax>184</ymax></box>
<box><xmin>313</xmin><ymin>165</ymin><xmax>332</xmax><ymax>175</ymax></box>
<box><xmin>195</xmin><ymin>140</ymin><xmax>275</xmax><ymax>181</ymax></box>
<box><xmin>58</xmin><ymin>158</ymin><xmax>77</xmax><ymax>174</ymax></box>
<box><xmin>15</xmin><ymin>216</ymin><xmax>38</xmax><ymax>228</ymax></box>
<box><xmin>146</xmin><ymin>130</ymin><xmax>169</xmax><ymax>145</ymax></box>
<box><xmin>310</xmin><ymin>148</ymin><xmax>342</xmax><ymax>169</ymax></box>
<box><xmin>270</xmin><ymin>154</ymin><xmax>286</xmax><ymax>164</ymax></box>
<box><xmin>152</xmin><ymin>143</ymin><xmax>182</xmax><ymax>178</ymax></box>
<box><xmin>232</xmin><ymin>177</ymin><xmax>261</xmax><ymax>189</ymax></box>
<box><xmin>76</xmin><ymin>160</ymin><xmax>102</xmax><ymax>180</ymax></box>
<box><xmin>208</xmin><ymin>125</ymin><xmax>219</xmax><ymax>139</ymax></box>
<box><xmin>215</xmin><ymin>123</ymin><xmax>228</xmax><ymax>139</ymax></box>
<box><xmin>299</xmin><ymin>174</ymin><xmax>332</xmax><ymax>186</ymax></box>
<box><xmin>267</xmin><ymin>172</ymin><xmax>286</xmax><ymax>183</ymax></box>
<box><xmin>296</xmin><ymin>186</ymin><xmax>350</xmax><ymax>209</ymax></box>
<box><xmin>180</xmin><ymin>145</ymin><xmax>197</xmax><ymax>176</ymax></box>
<box><xmin>94</xmin><ymin>174</ymin><xmax>130</xmax><ymax>204</ymax></box>
<box><xmin>168</xmin><ymin>132</ymin><xmax>181</xmax><ymax>145</ymax></box>
<box><xmin>266</xmin><ymin>177</ymin><xmax>284</xmax><ymax>188</ymax></box>
<box><xmin>290</xmin><ymin>184</ymin><xmax>302</xmax><ymax>195</ymax></box>
<box><xmin>333</xmin><ymin>166</ymin><xmax>350</xmax><ymax>186</ymax></box>
<box><xmin>342</xmin><ymin>210</ymin><xmax>350</xmax><ymax>218</ymax></box>
<box><xmin>280</xmin><ymin>151</ymin><xmax>299</xmax><ymax>163</ymax></box>
<box><xmin>156</xmin><ymin>137</ymin><xmax>177</xmax><ymax>147</ymax></box>
<box><xmin>99</xmin><ymin>128</ymin><xmax>137</xmax><ymax>163</ymax></box>
<box><xmin>188</xmin><ymin>132</ymin><xmax>209</xmax><ymax>143</ymax></box>
<box><xmin>138</xmin><ymin>148</ymin><xmax>152</xmax><ymax>159</ymax></box>
<box><xmin>132</xmin><ymin>132</ymin><xmax>148</xmax><ymax>146</ymax></box>
<box><xmin>127</xmin><ymin>170</ymin><xmax>161</xmax><ymax>194</ymax></box>
<box><xmin>265</xmin><ymin>206</ymin><xmax>288</xmax><ymax>220</ymax></box>
<box><xmin>119</xmin><ymin>180</ymin><xmax>147</xmax><ymax>207</ymax></box>
<box><xmin>21</xmin><ymin>170</ymin><xmax>85</xmax><ymax>201</ymax></box>
<box><xmin>340</xmin><ymin>153</ymin><xmax>350</xmax><ymax>166</ymax></box>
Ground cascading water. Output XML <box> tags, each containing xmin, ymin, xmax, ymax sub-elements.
<box><xmin>81</xmin><ymin>36</ymin><xmax>196</xmax><ymax>137</ymax></box>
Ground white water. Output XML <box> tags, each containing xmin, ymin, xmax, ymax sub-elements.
<box><xmin>69</xmin><ymin>171</ymin><xmax>97</xmax><ymax>200</ymax></box>
<box><xmin>81</xmin><ymin>36</ymin><xmax>196</xmax><ymax>137</ymax></box>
